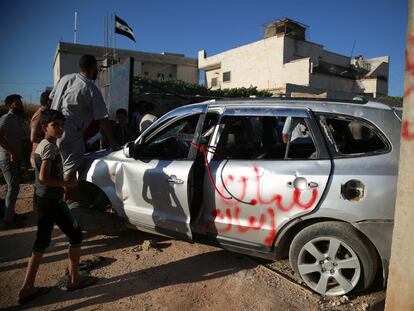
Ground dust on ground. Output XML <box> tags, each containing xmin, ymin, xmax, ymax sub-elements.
<box><xmin>0</xmin><ymin>185</ymin><xmax>385</xmax><ymax>310</ymax></box>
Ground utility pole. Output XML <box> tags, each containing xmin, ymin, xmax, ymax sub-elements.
<box><xmin>74</xmin><ymin>11</ymin><xmax>78</xmax><ymax>44</ymax></box>
<box><xmin>385</xmin><ymin>1</ymin><xmax>414</xmax><ymax>310</ymax></box>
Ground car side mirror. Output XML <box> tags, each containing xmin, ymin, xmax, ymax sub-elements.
<box><xmin>123</xmin><ymin>142</ymin><xmax>135</xmax><ymax>158</ymax></box>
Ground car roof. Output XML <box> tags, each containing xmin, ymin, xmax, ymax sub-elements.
<box><xmin>168</xmin><ymin>98</ymin><xmax>394</xmax><ymax>121</ymax></box>
<box><xmin>202</xmin><ymin>98</ymin><xmax>393</xmax><ymax>112</ymax></box>
<box><xmin>152</xmin><ymin>97</ymin><xmax>400</xmax><ymax>156</ymax></box>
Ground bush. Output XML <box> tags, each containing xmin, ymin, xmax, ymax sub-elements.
<box><xmin>132</xmin><ymin>76</ymin><xmax>272</xmax><ymax>98</ymax></box>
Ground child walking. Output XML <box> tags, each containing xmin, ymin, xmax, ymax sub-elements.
<box><xmin>18</xmin><ymin>109</ymin><xmax>97</xmax><ymax>304</ymax></box>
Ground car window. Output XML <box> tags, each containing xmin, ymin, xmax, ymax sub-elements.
<box><xmin>138</xmin><ymin>114</ymin><xmax>200</xmax><ymax>160</ymax></box>
<box><xmin>319</xmin><ymin>115</ymin><xmax>388</xmax><ymax>155</ymax></box>
<box><xmin>213</xmin><ymin>115</ymin><xmax>317</xmax><ymax>160</ymax></box>
<box><xmin>200</xmin><ymin>113</ymin><xmax>220</xmax><ymax>146</ymax></box>
<box><xmin>284</xmin><ymin>117</ymin><xmax>317</xmax><ymax>159</ymax></box>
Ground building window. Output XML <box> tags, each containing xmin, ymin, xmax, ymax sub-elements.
<box><xmin>223</xmin><ymin>71</ymin><xmax>231</xmax><ymax>83</ymax></box>
<box><xmin>143</xmin><ymin>72</ymin><xmax>149</xmax><ymax>76</ymax></box>
<box><xmin>276</xmin><ymin>26</ymin><xmax>285</xmax><ymax>34</ymax></box>
<box><xmin>211</xmin><ymin>77</ymin><xmax>218</xmax><ymax>87</ymax></box>
<box><xmin>157</xmin><ymin>73</ymin><xmax>165</xmax><ymax>80</ymax></box>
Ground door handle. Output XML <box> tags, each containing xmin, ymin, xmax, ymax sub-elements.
<box><xmin>287</xmin><ymin>177</ymin><xmax>318</xmax><ymax>190</ymax></box>
<box><xmin>167</xmin><ymin>175</ymin><xmax>184</xmax><ymax>184</ymax></box>
<box><xmin>308</xmin><ymin>181</ymin><xmax>319</xmax><ymax>188</ymax></box>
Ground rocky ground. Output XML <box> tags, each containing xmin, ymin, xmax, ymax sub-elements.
<box><xmin>0</xmin><ymin>184</ymin><xmax>386</xmax><ymax>310</ymax></box>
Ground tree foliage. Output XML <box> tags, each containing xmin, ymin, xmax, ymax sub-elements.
<box><xmin>132</xmin><ymin>76</ymin><xmax>272</xmax><ymax>98</ymax></box>
<box><xmin>376</xmin><ymin>95</ymin><xmax>403</xmax><ymax>107</ymax></box>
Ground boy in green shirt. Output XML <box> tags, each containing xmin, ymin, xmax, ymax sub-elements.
<box><xmin>18</xmin><ymin>109</ymin><xmax>97</xmax><ymax>304</ymax></box>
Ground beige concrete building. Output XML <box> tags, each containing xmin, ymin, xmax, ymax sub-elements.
<box><xmin>53</xmin><ymin>42</ymin><xmax>198</xmax><ymax>85</ymax></box>
<box><xmin>198</xmin><ymin>18</ymin><xmax>389</xmax><ymax>99</ymax></box>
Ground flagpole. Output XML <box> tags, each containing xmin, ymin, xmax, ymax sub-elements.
<box><xmin>109</xmin><ymin>14</ymin><xmax>112</xmax><ymax>57</ymax></box>
<box><xmin>107</xmin><ymin>14</ymin><xmax>110</xmax><ymax>59</ymax></box>
<box><xmin>74</xmin><ymin>11</ymin><xmax>77</xmax><ymax>44</ymax></box>
<box><xmin>113</xmin><ymin>13</ymin><xmax>117</xmax><ymax>62</ymax></box>
<box><xmin>104</xmin><ymin>15</ymin><xmax>106</xmax><ymax>59</ymax></box>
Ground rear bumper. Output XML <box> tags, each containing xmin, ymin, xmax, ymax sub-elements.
<box><xmin>352</xmin><ymin>220</ymin><xmax>394</xmax><ymax>283</ymax></box>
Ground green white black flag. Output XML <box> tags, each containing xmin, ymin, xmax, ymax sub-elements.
<box><xmin>115</xmin><ymin>15</ymin><xmax>135</xmax><ymax>42</ymax></box>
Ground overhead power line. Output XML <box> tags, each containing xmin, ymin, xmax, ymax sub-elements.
<box><xmin>0</xmin><ymin>82</ymin><xmax>51</xmax><ymax>85</ymax></box>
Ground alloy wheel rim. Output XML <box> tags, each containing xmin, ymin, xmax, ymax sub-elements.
<box><xmin>297</xmin><ymin>236</ymin><xmax>361</xmax><ymax>296</ymax></box>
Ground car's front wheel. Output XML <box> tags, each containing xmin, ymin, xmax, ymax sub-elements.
<box><xmin>289</xmin><ymin>221</ymin><xmax>378</xmax><ymax>296</ymax></box>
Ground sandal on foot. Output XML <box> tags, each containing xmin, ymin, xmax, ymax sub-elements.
<box><xmin>79</xmin><ymin>256</ymin><xmax>104</xmax><ymax>272</ymax></box>
<box><xmin>18</xmin><ymin>287</ymin><xmax>51</xmax><ymax>304</ymax></box>
<box><xmin>64</xmin><ymin>256</ymin><xmax>105</xmax><ymax>275</ymax></box>
<box><xmin>66</xmin><ymin>275</ymin><xmax>98</xmax><ymax>291</ymax></box>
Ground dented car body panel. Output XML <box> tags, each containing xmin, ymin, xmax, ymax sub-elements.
<box><xmin>86</xmin><ymin>98</ymin><xmax>400</xmax><ymax>278</ymax></box>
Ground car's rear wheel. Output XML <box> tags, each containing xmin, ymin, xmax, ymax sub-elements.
<box><xmin>289</xmin><ymin>221</ymin><xmax>378</xmax><ymax>296</ymax></box>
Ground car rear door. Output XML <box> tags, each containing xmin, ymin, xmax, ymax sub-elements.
<box><xmin>199</xmin><ymin>107</ymin><xmax>332</xmax><ymax>251</ymax></box>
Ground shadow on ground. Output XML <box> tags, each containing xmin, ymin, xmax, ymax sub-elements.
<box><xmin>0</xmin><ymin>229</ymin><xmax>160</xmax><ymax>273</ymax></box>
<box><xmin>6</xmin><ymin>249</ymin><xmax>256</xmax><ymax>311</ymax></box>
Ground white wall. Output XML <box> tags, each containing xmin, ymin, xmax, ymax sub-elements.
<box><xmin>54</xmin><ymin>42</ymin><xmax>198</xmax><ymax>85</ymax></box>
<box><xmin>54</xmin><ymin>53</ymin><xmax>85</xmax><ymax>84</ymax></box>
<box><xmin>134</xmin><ymin>61</ymin><xmax>142</xmax><ymax>76</ymax></box>
<box><xmin>310</xmin><ymin>73</ymin><xmax>358</xmax><ymax>93</ymax></box>
<box><xmin>141</xmin><ymin>62</ymin><xmax>176</xmax><ymax>80</ymax></box>
<box><xmin>200</xmin><ymin>36</ymin><xmax>285</xmax><ymax>90</ymax></box>
<box><xmin>198</xmin><ymin>34</ymin><xmax>389</xmax><ymax>98</ymax></box>
<box><xmin>53</xmin><ymin>53</ymin><xmax>60</xmax><ymax>84</ymax></box>
<box><xmin>283</xmin><ymin>37</ymin><xmax>323</xmax><ymax>65</ymax></box>
<box><xmin>282</xmin><ymin>57</ymin><xmax>311</xmax><ymax>86</ymax></box>
<box><xmin>176</xmin><ymin>65</ymin><xmax>199</xmax><ymax>84</ymax></box>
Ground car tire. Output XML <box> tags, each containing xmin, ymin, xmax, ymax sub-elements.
<box><xmin>289</xmin><ymin>221</ymin><xmax>378</xmax><ymax>296</ymax></box>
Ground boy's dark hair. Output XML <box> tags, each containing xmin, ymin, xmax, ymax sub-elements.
<box><xmin>40</xmin><ymin>91</ymin><xmax>51</xmax><ymax>106</ymax></box>
<box><xmin>4</xmin><ymin>94</ymin><xmax>22</xmax><ymax>108</ymax></box>
<box><xmin>40</xmin><ymin>109</ymin><xmax>65</xmax><ymax>127</ymax></box>
<box><xmin>79</xmin><ymin>55</ymin><xmax>97</xmax><ymax>70</ymax></box>
<box><xmin>116</xmin><ymin>108</ymin><xmax>127</xmax><ymax>116</ymax></box>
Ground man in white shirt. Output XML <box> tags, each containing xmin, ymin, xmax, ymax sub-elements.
<box><xmin>282</xmin><ymin>116</ymin><xmax>310</xmax><ymax>144</ymax></box>
<box><xmin>139</xmin><ymin>102</ymin><xmax>157</xmax><ymax>133</ymax></box>
<box><xmin>50</xmin><ymin>55</ymin><xmax>118</xmax><ymax>183</ymax></box>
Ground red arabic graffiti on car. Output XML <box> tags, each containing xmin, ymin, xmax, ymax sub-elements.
<box><xmin>209</xmin><ymin>165</ymin><xmax>319</xmax><ymax>246</ymax></box>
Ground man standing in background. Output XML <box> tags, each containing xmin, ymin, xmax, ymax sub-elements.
<box><xmin>0</xmin><ymin>94</ymin><xmax>24</xmax><ymax>227</ymax></box>
<box><xmin>30</xmin><ymin>90</ymin><xmax>52</xmax><ymax>168</ymax></box>
<box><xmin>139</xmin><ymin>102</ymin><xmax>157</xmax><ymax>133</ymax></box>
<box><xmin>50</xmin><ymin>55</ymin><xmax>118</xmax><ymax>186</ymax></box>
<box><xmin>112</xmin><ymin>108</ymin><xmax>138</xmax><ymax>146</ymax></box>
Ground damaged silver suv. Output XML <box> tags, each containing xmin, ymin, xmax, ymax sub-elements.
<box><xmin>83</xmin><ymin>98</ymin><xmax>400</xmax><ymax>296</ymax></box>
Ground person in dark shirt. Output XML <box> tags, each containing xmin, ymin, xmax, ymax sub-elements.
<box><xmin>0</xmin><ymin>94</ymin><xmax>24</xmax><ymax>226</ymax></box>
<box><xmin>18</xmin><ymin>109</ymin><xmax>97</xmax><ymax>305</ymax></box>
<box><xmin>112</xmin><ymin>108</ymin><xmax>138</xmax><ymax>146</ymax></box>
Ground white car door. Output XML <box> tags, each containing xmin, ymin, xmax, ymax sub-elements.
<box><xmin>200</xmin><ymin>107</ymin><xmax>332</xmax><ymax>251</ymax></box>
<box><xmin>114</xmin><ymin>106</ymin><xmax>208</xmax><ymax>241</ymax></box>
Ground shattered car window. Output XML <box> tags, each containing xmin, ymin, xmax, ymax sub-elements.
<box><xmin>213</xmin><ymin>116</ymin><xmax>317</xmax><ymax>160</ymax></box>
<box><xmin>284</xmin><ymin>117</ymin><xmax>317</xmax><ymax>159</ymax></box>
<box><xmin>139</xmin><ymin>114</ymin><xmax>200</xmax><ymax>159</ymax></box>
<box><xmin>321</xmin><ymin>116</ymin><xmax>388</xmax><ymax>155</ymax></box>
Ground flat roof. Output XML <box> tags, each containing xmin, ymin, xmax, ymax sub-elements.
<box><xmin>54</xmin><ymin>41</ymin><xmax>197</xmax><ymax>67</ymax></box>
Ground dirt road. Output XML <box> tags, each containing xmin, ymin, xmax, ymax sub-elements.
<box><xmin>0</xmin><ymin>185</ymin><xmax>385</xmax><ymax>310</ymax></box>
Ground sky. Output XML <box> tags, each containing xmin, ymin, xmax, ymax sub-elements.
<box><xmin>0</xmin><ymin>0</ymin><xmax>408</xmax><ymax>103</ymax></box>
